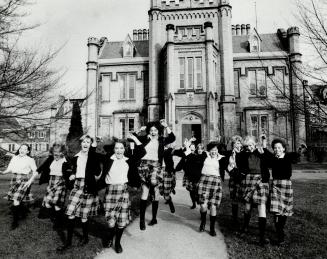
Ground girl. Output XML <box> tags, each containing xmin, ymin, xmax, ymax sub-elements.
<box><xmin>161</xmin><ymin>142</ymin><xmax>177</xmax><ymax>213</ymax></box>
<box><xmin>2</xmin><ymin>144</ymin><xmax>38</xmax><ymax>230</ymax></box>
<box><xmin>57</xmin><ymin>135</ymin><xmax>102</xmax><ymax>251</ymax></box>
<box><xmin>225</xmin><ymin>135</ymin><xmax>244</xmax><ymax>227</ymax></box>
<box><xmin>240</xmin><ymin>136</ymin><xmax>270</xmax><ymax>246</ymax></box>
<box><xmin>97</xmin><ymin>134</ymin><xmax>145</xmax><ymax>253</ymax></box>
<box><xmin>185</xmin><ymin>141</ymin><xmax>226</xmax><ymax>236</ymax></box>
<box><xmin>37</xmin><ymin>143</ymin><xmax>72</xmax><ymax>229</ymax></box>
<box><xmin>266</xmin><ymin>139</ymin><xmax>298</xmax><ymax>245</ymax></box>
<box><xmin>137</xmin><ymin>119</ymin><xmax>175</xmax><ymax>230</ymax></box>
<box><xmin>179</xmin><ymin>142</ymin><xmax>206</xmax><ymax>209</ymax></box>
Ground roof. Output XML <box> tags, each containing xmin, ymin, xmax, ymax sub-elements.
<box><xmin>232</xmin><ymin>33</ymin><xmax>286</xmax><ymax>53</ymax></box>
<box><xmin>99</xmin><ymin>40</ymin><xmax>149</xmax><ymax>59</ymax></box>
<box><xmin>0</xmin><ymin>118</ymin><xmax>21</xmax><ymax>131</ymax></box>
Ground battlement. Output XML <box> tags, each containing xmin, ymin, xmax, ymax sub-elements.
<box><xmin>87</xmin><ymin>37</ymin><xmax>99</xmax><ymax>45</ymax></box>
<box><xmin>151</xmin><ymin>0</ymin><xmax>218</xmax><ymax>10</ymax></box>
<box><xmin>133</xmin><ymin>29</ymin><xmax>149</xmax><ymax>41</ymax></box>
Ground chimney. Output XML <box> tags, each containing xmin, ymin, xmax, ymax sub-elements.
<box><xmin>236</xmin><ymin>24</ymin><xmax>241</xmax><ymax>36</ymax></box>
<box><xmin>138</xmin><ymin>29</ymin><xmax>143</xmax><ymax>40</ymax></box>
<box><xmin>133</xmin><ymin>30</ymin><xmax>138</xmax><ymax>41</ymax></box>
<box><xmin>204</xmin><ymin>21</ymin><xmax>213</xmax><ymax>41</ymax></box>
<box><xmin>143</xmin><ymin>29</ymin><xmax>148</xmax><ymax>40</ymax></box>
<box><xmin>246</xmin><ymin>24</ymin><xmax>251</xmax><ymax>35</ymax></box>
<box><xmin>241</xmin><ymin>24</ymin><xmax>246</xmax><ymax>35</ymax></box>
<box><xmin>232</xmin><ymin>25</ymin><xmax>236</xmax><ymax>36</ymax></box>
<box><xmin>166</xmin><ymin>24</ymin><xmax>175</xmax><ymax>43</ymax></box>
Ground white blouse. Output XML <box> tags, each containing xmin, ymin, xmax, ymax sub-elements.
<box><xmin>7</xmin><ymin>155</ymin><xmax>37</xmax><ymax>175</ymax></box>
<box><xmin>142</xmin><ymin>139</ymin><xmax>159</xmax><ymax>161</ymax></box>
<box><xmin>75</xmin><ymin>152</ymin><xmax>88</xmax><ymax>178</ymax></box>
<box><xmin>106</xmin><ymin>155</ymin><xmax>129</xmax><ymax>185</ymax></box>
<box><xmin>49</xmin><ymin>157</ymin><xmax>67</xmax><ymax>176</ymax></box>
<box><xmin>201</xmin><ymin>156</ymin><xmax>220</xmax><ymax>177</ymax></box>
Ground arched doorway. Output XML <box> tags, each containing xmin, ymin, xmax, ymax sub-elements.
<box><xmin>181</xmin><ymin>113</ymin><xmax>202</xmax><ymax>145</ymax></box>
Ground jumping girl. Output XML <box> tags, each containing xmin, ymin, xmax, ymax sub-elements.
<box><xmin>137</xmin><ymin>119</ymin><xmax>175</xmax><ymax>230</ymax></box>
<box><xmin>225</xmin><ymin>135</ymin><xmax>244</xmax><ymax>228</ymax></box>
<box><xmin>266</xmin><ymin>138</ymin><xmax>298</xmax><ymax>245</ymax></box>
<box><xmin>97</xmin><ymin>134</ymin><xmax>145</xmax><ymax>253</ymax></box>
<box><xmin>37</xmin><ymin>143</ymin><xmax>72</xmax><ymax>229</ymax></box>
<box><xmin>240</xmin><ymin>136</ymin><xmax>270</xmax><ymax>246</ymax></box>
<box><xmin>57</xmin><ymin>135</ymin><xmax>101</xmax><ymax>251</ymax></box>
<box><xmin>2</xmin><ymin>144</ymin><xmax>38</xmax><ymax>230</ymax></box>
<box><xmin>185</xmin><ymin>141</ymin><xmax>226</xmax><ymax>236</ymax></box>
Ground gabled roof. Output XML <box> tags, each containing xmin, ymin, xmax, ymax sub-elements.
<box><xmin>99</xmin><ymin>40</ymin><xmax>149</xmax><ymax>59</ymax></box>
<box><xmin>232</xmin><ymin>33</ymin><xmax>286</xmax><ymax>54</ymax></box>
<box><xmin>0</xmin><ymin>118</ymin><xmax>21</xmax><ymax>131</ymax></box>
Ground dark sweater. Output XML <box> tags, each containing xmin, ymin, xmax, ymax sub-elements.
<box><xmin>266</xmin><ymin>151</ymin><xmax>299</xmax><ymax>180</ymax></box>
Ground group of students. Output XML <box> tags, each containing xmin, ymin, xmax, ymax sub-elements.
<box><xmin>1</xmin><ymin>118</ymin><xmax>297</xmax><ymax>255</ymax></box>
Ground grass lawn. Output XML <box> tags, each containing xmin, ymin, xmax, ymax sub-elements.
<box><xmin>218</xmin><ymin>179</ymin><xmax>327</xmax><ymax>259</ymax></box>
<box><xmin>0</xmin><ymin>179</ymin><xmax>142</xmax><ymax>259</ymax></box>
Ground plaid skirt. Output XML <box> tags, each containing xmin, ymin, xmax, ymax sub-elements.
<box><xmin>242</xmin><ymin>174</ymin><xmax>269</xmax><ymax>205</ymax></box>
<box><xmin>229</xmin><ymin>176</ymin><xmax>243</xmax><ymax>202</ymax></box>
<box><xmin>42</xmin><ymin>175</ymin><xmax>66</xmax><ymax>208</ymax></box>
<box><xmin>159</xmin><ymin>171</ymin><xmax>176</xmax><ymax>197</ymax></box>
<box><xmin>198</xmin><ymin>175</ymin><xmax>222</xmax><ymax>208</ymax></box>
<box><xmin>66</xmin><ymin>178</ymin><xmax>99</xmax><ymax>220</ymax></box>
<box><xmin>104</xmin><ymin>184</ymin><xmax>131</xmax><ymax>228</ymax></box>
<box><xmin>5</xmin><ymin>174</ymin><xmax>34</xmax><ymax>203</ymax></box>
<box><xmin>138</xmin><ymin>160</ymin><xmax>163</xmax><ymax>187</ymax></box>
<box><xmin>183</xmin><ymin>175</ymin><xmax>197</xmax><ymax>192</ymax></box>
<box><xmin>270</xmin><ymin>179</ymin><xmax>293</xmax><ymax>216</ymax></box>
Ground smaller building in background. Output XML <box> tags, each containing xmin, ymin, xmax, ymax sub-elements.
<box><xmin>49</xmin><ymin>95</ymin><xmax>85</xmax><ymax>145</ymax></box>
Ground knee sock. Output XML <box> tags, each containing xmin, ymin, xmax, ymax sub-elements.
<box><xmin>152</xmin><ymin>201</ymin><xmax>159</xmax><ymax>220</ymax></box>
<box><xmin>140</xmin><ymin>200</ymin><xmax>147</xmax><ymax>223</ymax></box>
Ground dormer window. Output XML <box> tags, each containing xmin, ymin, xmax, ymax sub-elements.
<box><xmin>251</xmin><ymin>36</ymin><xmax>259</xmax><ymax>52</ymax></box>
<box><xmin>248</xmin><ymin>29</ymin><xmax>261</xmax><ymax>53</ymax></box>
<box><xmin>123</xmin><ymin>35</ymin><xmax>135</xmax><ymax>58</ymax></box>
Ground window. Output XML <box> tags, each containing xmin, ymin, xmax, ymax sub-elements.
<box><xmin>250</xmin><ymin>114</ymin><xmax>269</xmax><ymax>139</ymax></box>
<box><xmin>101</xmin><ymin>75</ymin><xmax>110</xmax><ymax>101</ymax></box>
<box><xmin>46</xmin><ymin>144</ymin><xmax>49</xmax><ymax>151</ymax></box>
<box><xmin>179</xmin><ymin>58</ymin><xmax>185</xmax><ymax>89</ymax></box>
<box><xmin>187</xmin><ymin>58</ymin><xmax>193</xmax><ymax>89</ymax></box>
<box><xmin>234</xmin><ymin>70</ymin><xmax>240</xmax><ymax>98</ymax></box>
<box><xmin>8</xmin><ymin>144</ymin><xmax>15</xmax><ymax>152</ymax></box>
<box><xmin>119</xmin><ymin>117</ymin><xmax>135</xmax><ymax>139</ymax></box>
<box><xmin>120</xmin><ymin>74</ymin><xmax>136</xmax><ymax>100</ymax></box>
<box><xmin>273</xmin><ymin>69</ymin><xmax>285</xmax><ymax>96</ymax></box>
<box><xmin>236</xmin><ymin>112</ymin><xmax>242</xmax><ymax>135</ymax></box>
<box><xmin>248</xmin><ymin>69</ymin><xmax>266</xmax><ymax>97</ymax></box>
<box><xmin>39</xmin><ymin>131</ymin><xmax>45</xmax><ymax>138</ymax></box>
<box><xmin>99</xmin><ymin>117</ymin><xmax>110</xmax><ymax>137</ymax></box>
<box><xmin>195</xmin><ymin>57</ymin><xmax>202</xmax><ymax>88</ymax></box>
<box><xmin>30</xmin><ymin>131</ymin><xmax>35</xmax><ymax>139</ymax></box>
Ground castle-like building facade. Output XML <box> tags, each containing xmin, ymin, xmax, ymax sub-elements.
<box><xmin>85</xmin><ymin>0</ymin><xmax>305</xmax><ymax>149</ymax></box>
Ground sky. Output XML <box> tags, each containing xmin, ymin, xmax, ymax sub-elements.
<box><xmin>19</xmin><ymin>0</ymin><xmax>297</xmax><ymax>98</ymax></box>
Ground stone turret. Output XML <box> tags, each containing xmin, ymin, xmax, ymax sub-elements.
<box><xmin>218</xmin><ymin>0</ymin><xmax>236</xmax><ymax>139</ymax></box>
<box><xmin>86</xmin><ymin>37</ymin><xmax>99</xmax><ymax>136</ymax></box>
<box><xmin>287</xmin><ymin>27</ymin><xmax>306</xmax><ymax>149</ymax></box>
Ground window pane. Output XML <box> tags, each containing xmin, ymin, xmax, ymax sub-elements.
<box><xmin>187</xmin><ymin>58</ymin><xmax>193</xmax><ymax>89</ymax></box>
<box><xmin>274</xmin><ymin>69</ymin><xmax>285</xmax><ymax>95</ymax></box>
<box><xmin>187</xmin><ymin>28</ymin><xmax>192</xmax><ymax>38</ymax></box>
<box><xmin>120</xmin><ymin>75</ymin><xmax>127</xmax><ymax>99</ymax></box>
<box><xmin>179</xmin><ymin>58</ymin><xmax>185</xmax><ymax>89</ymax></box>
<box><xmin>234</xmin><ymin>70</ymin><xmax>240</xmax><ymax>97</ymax></box>
<box><xmin>257</xmin><ymin>70</ymin><xmax>266</xmax><ymax>96</ymax></box>
<box><xmin>129</xmin><ymin>75</ymin><xmax>135</xmax><ymax>99</ymax></box>
<box><xmin>128</xmin><ymin>118</ymin><xmax>134</xmax><ymax>132</ymax></box>
<box><xmin>236</xmin><ymin>113</ymin><xmax>242</xmax><ymax>135</ymax></box>
<box><xmin>250</xmin><ymin>115</ymin><xmax>258</xmax><ymax>138</ymax></box>
<box><xmin>102</xmin><ymin>75</ymin><xmax>110</xmax><ymax>101</ymax></box>
<box><xmin>249</xmin><ymin>70</ymin><xmax>256</xmax><ymax>95</ymax></box>
<box><xmin>120</xmin><ymin>119</ymin><xmax>125</xmax><ymax>139</ymax></box>
<box><xmin>196</xmin><ymin>57</ymin><xmax>202</xmax><ymax>88</ymax></box>
<box><xmin>260</xmin><ymin>115</ymin><xmax>268</xmax><ymax>136</ymax></box>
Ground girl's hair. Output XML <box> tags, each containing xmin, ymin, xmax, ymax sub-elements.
<box><xmin>15</xmin><ymin>143</ymin><xmax>31</xmax><ymax>156</ymax></box>
<box><xmin>243</xmin><ymin>136</ymin><xmax>256</xmax><ymax>146</ymax></box>
<box><xmin>79</xmin><ymin>134</ymin><xmax>94</xmax><ymax>143</ymax></box>
<box><xmin>50</xmin><ymin>143</ymin><xmax>66</xmax><ymax>156</ymax></box>
<box><xmin>271</xmin><ymin>138</ymin><xmax>287</xmax><ymax>151</ymax></box>
<box><xmin>114</xmin><ymin>139</ymin><xmax>127</xmax><ymax>148</ymax></box>
<box><xmin>197</xmin><ymin>143</ymin><xmax>204</xmax><ymax>150</ymax></box>
<box><xmin>231</xmin><ymin>135</ymin><xmax>243</xmax><ymax>147</ymax></box>
<box><xmin>207</xmin><ymin>141</ymin><xmax>219</xmax><ymax>152</ymax></box>
<box><xmin>146</xmin><ymin>121</ymin><xmax>164</xmax><ymax>136</ymax></box>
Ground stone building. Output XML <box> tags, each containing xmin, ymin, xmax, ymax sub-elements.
<box><xmin>85</xmin><ymin>0</ymin><xmax>306</xmax><ymax>149</ymax></box>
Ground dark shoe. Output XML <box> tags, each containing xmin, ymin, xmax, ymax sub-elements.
<box><xmin>167</xmin><ymin>199</ymin><xmax>175</xmax><ymax>213</ymax></box>
<box><xmin>172</xmin><ymin>189</ymin><xmax>176</xmax><ymax>195</ymax></box>
<box><xmin>209</xmin><ymin>229</ymin><xmax>217</xmax><ymax>236</ymax></box>
<box><xmin>140</xmin><ymin>220</ymin><xmax>146</xmax><ymax>230</ymax></box>
<box><xmin>209</xmin><ymin>215</ymin><xmax>216</xmax><ymax>236</ymax></box>
<box><xmin>190</xmin><ymin>203</ymin><xmax>196</xmax><ymax>209</ymax></box>
<box><xmin>115</xmin><ymin>243</ymin><xmax>123</xmax><ymax>253</ymax></box>
<box><xmin>148</xmin><ymin>219</ymin><xmax>158</xmax><ymax>226</ymax></box>
<box><xmin>199</xmin><ymin>223</ymin><xmax>206</xmax><ymax>232</ymax></box>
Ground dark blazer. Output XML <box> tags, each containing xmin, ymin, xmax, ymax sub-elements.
<box><xmin>138</xmin><ymin>131</ymin><xmax>175</xmax><ymax>165</ymax></box>
<box><xmin>38</xmin><ymin>156</ymin><xmax>72</xmax><ymax>187</ymax></box>
<box><xmin>70</xmin><ymin>148</ymin><xmax>102</xmax><ymax>195</ymax></box>
<box><xmin>97</xmin><ymin>144</ymin><xmax>146</xmax><ymax>191</ymax></box>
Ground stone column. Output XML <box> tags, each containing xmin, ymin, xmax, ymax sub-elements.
<box><xmin>148</xmin><ymin>7</ymin><xmax>163</xmax><ymax>121</ymax></box>
<box><xmin>218</xmin><ymin>0</ymin><xmax>236</xmax><ymax>140</ymax></box>
<box><xmin>166</xmin><ymin>24</ymin><xmax>176</xmax><ymax>130</ymax></box>
<box><xmin>288</xmin><ymin>26</ymin><xmax>306</xmax><ymax>150</ymax></box>
<box><xmin>86</xmin><ymin>37</ymin><xmax>99</xmax><ymax>136</ymax></box>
